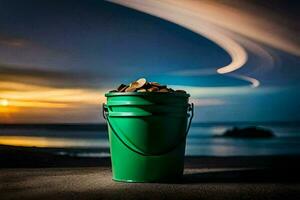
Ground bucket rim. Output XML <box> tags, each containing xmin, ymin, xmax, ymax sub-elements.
<box><xmin>105</xmin><ymin>92</ymin><xmax>190</xmax><ymax>97</ymax></box>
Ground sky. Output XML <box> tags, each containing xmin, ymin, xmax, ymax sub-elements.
<box><xmin>0</xmin><ymin>0</ymin><xmax>299</xmax><ymax>123</ymax></box>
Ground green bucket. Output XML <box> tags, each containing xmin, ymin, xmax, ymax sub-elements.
<box><xmin>103</xmin><ymin>92</ymin><xmax>193</xmax><ymax>182</ymax></box>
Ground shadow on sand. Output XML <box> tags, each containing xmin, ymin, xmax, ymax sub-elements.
<box><xmin>182</xmin><ymin>168</ymin><xmax>300</xmax><ymax>183</ymax></box>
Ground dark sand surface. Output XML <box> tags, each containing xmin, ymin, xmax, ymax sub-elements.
<box><xmin>1</xmin><ymin>145</ymin><xmax>300</xmax><ymax>200</ymax></box>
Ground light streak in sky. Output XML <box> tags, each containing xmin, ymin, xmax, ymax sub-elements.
<box><xmin>110</xmin><ymin>0</ymin><xmax>300</xmax><ymax>56</ymax></box>
<box><xmin>190</xmin><ymin>98</ymin><xmax>225</xmax><ymax>107</ymax></box>
<box><xmin>110</xmin><ymin>0</ymin><xmax>300</xmax><ymax>87</ymax></box>
<box><xmin>169</xmin><ymin>85</ymin><xmax>279</xmax><ymax>98</ymax></box>
<box><xmin>228</xmin><ymin>74</ymin><xmax>260</xmax><ymax>88</ymax></box>
<box><xmin>109</xmin><ymin>0</ymin><xmax>247</xmax><ymax>75</ymax></box>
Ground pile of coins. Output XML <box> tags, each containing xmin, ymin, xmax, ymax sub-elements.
<box><xmin>109</xmin><ymin>78</ymin><xmax>186</xmax><ymax>93</ymax></box>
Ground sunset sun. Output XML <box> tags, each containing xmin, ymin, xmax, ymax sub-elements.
<box><xmin>0</xmin><ymin>99</ymin><xmax>9</xmax><ymax>107</ymax></box>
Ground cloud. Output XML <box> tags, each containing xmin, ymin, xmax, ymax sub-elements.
<box><xmin>0</xmin><ymin>33</ymin><xmax>117</xmax><ymax>90</ymax></box>
<box><xmin>0</xmin><ymin>34</ymin><xmax>27</xmax><ymax>48</ymax></box>
<box><xmin>0</xmin><ymin>63</ymin><xmax>105</xmax><ymax>89</ymax></box>
<box><xmin>0</xmin><ymin>62</ymin><xmax>109</xmax><ymax>123</ymax></box>
<box><xmin>0</xmin><ymin>34</ymin><xmax>109</xmax><ymax>89</ymax></box>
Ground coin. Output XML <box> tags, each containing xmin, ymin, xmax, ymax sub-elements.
<box><xmin>109</xmin><ymin>78</ymin><xmax>187</xmax><ymax>94</ymax></box>
<box><xmin>125</xmin><ymin>86</ymin><xmax>137</xmax><ymax>92</ymax></box>
<box><xmin>175</xmin><ymin>89</ymin><xmax>186</xmax><ymax>93</ymax></box>
<box><xmin>120</xmin><ymin>85</ymin><xmax>128</xmax><ymax>92</ymax></box>
<box><xmin>129</xmin><ymin>81</ymin><xmax>138</xmax><ymax>88</ymax></box>
<box><xmin>148</xmin><ymin>86</ymin><xmax>159</xmax><ymax>92</ymax></box>
<box><xmin>168</xmin><ymin>88</ymin><xmax>174</xmax><ymax>92</ymax></box>
<box><xmin>159</xmin><ymin>88</ymin><xmax>169</xmax><ymax>92</ymax></box>
<box><xmin>150</xmin><ymin>82</ymin><xmax>160</xmax><ymax>87</ymax></box>
<box><xmin>159</xmin><ymin>85</ymin><xmax>167</xmax><ymax>89</ymax></box>
<box><xmin>117</xmin><ymin>84</ymin><xmax>127</xmax><ymax>91</ymax></box>
<box><xmin>143</xmin><ymin>82</ymin><xmax>152</xmax><ymax>89</ymax></box>
<box><xmin>130</xmin><ymin>78</ymin><xmax>146</xmax><ymax>89</ymax></box>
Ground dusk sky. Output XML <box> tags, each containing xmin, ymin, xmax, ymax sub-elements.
<box><xmin>0</xmin><ymin>0</ymin><xmax>300</xmax><ymax>123</ymax></box>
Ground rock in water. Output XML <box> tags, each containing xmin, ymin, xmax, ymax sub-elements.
<box><xmin>222</xmin><ymin>126</ymin><xmax>275</xmax><ymax>138</ymax></box>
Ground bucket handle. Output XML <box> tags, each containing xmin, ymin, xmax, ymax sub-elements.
<box><xmin>102</xmin><ymin>103</ymin><xmax>194</xmax><ymax>156</ymax></box>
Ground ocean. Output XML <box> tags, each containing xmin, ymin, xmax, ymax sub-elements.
<box><xmin>1</xmin><ymin>123</ymin><xmax>300</xmax><ymax>157</ymax></box>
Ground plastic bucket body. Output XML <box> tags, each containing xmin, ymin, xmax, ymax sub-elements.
<box><xmin>103</xmin><ymin>92</ymin><xmax>193</xmax><ymax>182</ymax></box>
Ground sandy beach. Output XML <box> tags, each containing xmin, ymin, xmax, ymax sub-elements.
<box><xmin>1</xmin><ymin>145</ymin><xmax>300</xmax><ymax>200</ymax></box>
<box><xmin>2</xmin><ymin>167</ymin><xmax>300</xmax><ymax>200</ymax></box>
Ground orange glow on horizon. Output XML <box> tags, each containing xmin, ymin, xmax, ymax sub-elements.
<box><xmin>0</xmin><ymin>136</ymin><xmax>106</xmax><ymax>148</ymax></box>
<box><xmin>0</xmin><ymin>81</ymin><xmax>107</xmax><ymax>123</ymax></box>
<box><xmin>0</xmin><ymin>136</ymin><xmax>108</xmax><ymax>148</ymax></box>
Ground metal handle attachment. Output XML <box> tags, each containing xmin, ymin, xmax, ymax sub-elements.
<box><xmin>102</xmin><ymin>103</ymin><xmax>194</xmax><ymax>156</ymax></box>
